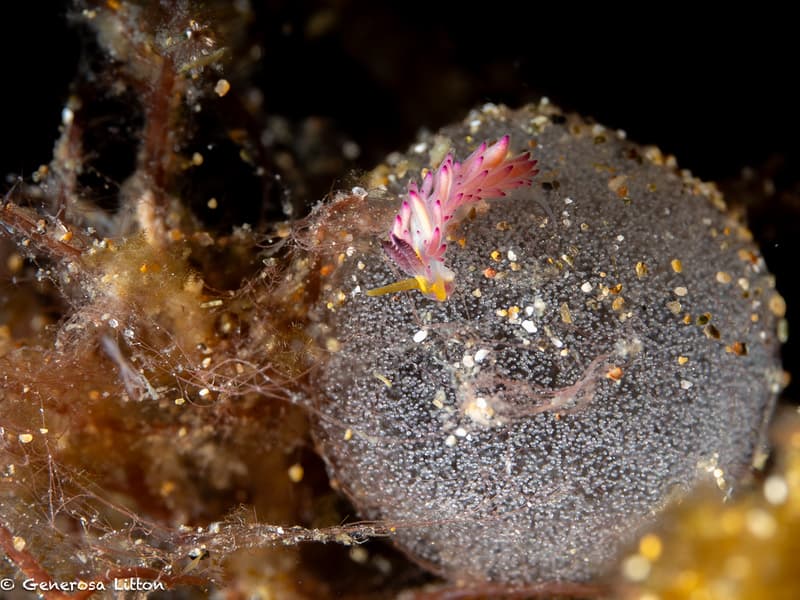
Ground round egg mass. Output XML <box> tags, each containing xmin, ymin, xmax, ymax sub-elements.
<box><xmin>309</xmin><ymin>103</ymin><xmax>784</xmax><ymax>584</ymax></box>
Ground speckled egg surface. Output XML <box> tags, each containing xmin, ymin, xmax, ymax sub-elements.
<box><xmin>310</xmin><ymin>103</ymin><xmax>784</xmax><ymax>584</ymax></box>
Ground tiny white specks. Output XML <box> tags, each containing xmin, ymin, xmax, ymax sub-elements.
<box><xmin>351</xmin><ymin>186</ymin><xmax>367</xmax><ymax>198</ymax></box>
<box><xmin>552</xmin><ymin>338</ymin><xmax>564</xmax><ymax>348</ymax></box>
<box><xmin>674</xmin><ymin>286</ymin><xmax>688</xmax><ymax>297</ymax></box>
<box><xmin>764</xmin><ymin>475</ymin><xmax>789</xmax><ymax>505</ymax></box>
<box><xmin>581</xmin><ymin>282</ymin><xmax>593</xmax><ymax>293</ymax></box>
<box><xmin>616</xmin><ymin>234</ymin><xmax>625</xmax><ymax>242</ymax></box>
<box><xmin>622</xmin><ymin>555</ymin><xmax>651</xmax><ymax>582</ymax></box>
<box><xmin>357</xmin><ymin>261</ymin><xmax>365</xmax><ymax>270</ymax></box>
<box><xmin>462</xmin><ymin>353</ymin><xmax>475</xmax><ymax>368</ymax></box>
<box><xmin>413</xmin><ymin>142</ymin><xmax>428</xmax><ymax>154</ymax></box>
<box><xmin>533</xmin><ymin>298</ymin><xmax>547</xmax><ymax>316</ymax></box>
<box><xmin>524</xmin><ymin>305</ymin><xmax>534</xmax><ymax>316</ymax></box>
<box><xmin>351</xmin><ymin>286</ymin><xmax>361</xmax><ymax>296</ymax></box>
<box><xmin>564</xmin><ymin>197</ymin><xmax>573</xmax><ymax>204</ymax></box>
<box><xmin>521</xmin><ymin>320</ymin><xmax>537</xmax><ymax>334</ymax></box>
<box><xmin>445</xmin><ymin>434</ymin><xmax>457</xmax><ymax>447</ymax></box>
<box><xmin>615</xmin><ymin>337</ymin><xmax>643</xmax><ymax>358</ymax></box>
<box><xmin>469</xmin><ymin>119</ymin><xmax>482</xmax><ymax>133</ymax></box>
<box><xmin>345</xmin><ymin>246</ymin><xmax>356</xmax><ymax>257</ymax></box>
<box><xmin>474</xmin><ymin>349</ymin><xmax>490</xmax><ymax>363</ymax></box>
<box><xmin>680</xmin><ymin>379</ymin><xmax>693</xmax><ymax>390</ymax></box>
<box><xmin>413</xmin><ymin>329</ymin><xmax>428</xmax><ymax>343</ymax></box>
<box><xmin>62</xmin><ymin>107</ymin><xmax>74</xmax><ymax>126</ymax></box>
<box><xmin>454</xmin><ymin>427</ymin><xmax>468</xmax><ymax>437</ymax></box>
<box><xmin>507</xmin><ymin>250</ymin><xmax>518</xmax><ymax>261</ymax></box>
<box><xmin>464</xmin><ymin>396</ymin><xmax>495</xmax><ymax>424</ymax></box>
<box><xmin>432</xmin><ymin>389</ymin><xmax>446</xmax><ymax>409</ymax></box>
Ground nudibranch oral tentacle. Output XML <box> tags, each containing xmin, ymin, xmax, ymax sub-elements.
<box><xmin>368</xmin><ymin>135</ymin><xmax>538</xmax><ymax>301</ymax></box>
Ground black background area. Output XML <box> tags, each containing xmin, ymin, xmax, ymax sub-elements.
<box><xmin>1</xmin><ymin>2</ymin><xmax>796</xmax><ymax>401</ymax></box>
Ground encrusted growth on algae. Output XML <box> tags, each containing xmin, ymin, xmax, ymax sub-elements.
<box><xmin>0</xmin><ymin>3</ymin><xmax>392</xmax><ymax>598</ymax></box>
<box><xmin>310</xmin><ymin>101</ymin><xmax>785</xmax><ymax>585</ymax></box>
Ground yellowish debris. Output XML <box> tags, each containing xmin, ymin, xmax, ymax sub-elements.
<box><xmin>288</xmin><ymin>464</ymin><xmax>304</xmax><ymax>483</ymax></box>
<box><xmin>214</xmin><ymin>78</ymin><xmax>231</xmax><ymax>97</ymax></box>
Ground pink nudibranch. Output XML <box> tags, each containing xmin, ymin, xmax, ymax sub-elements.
<box><xmin>367</xmin><ymin>135</ymin><xmax>538</xmax><ymax>301</ymax></box>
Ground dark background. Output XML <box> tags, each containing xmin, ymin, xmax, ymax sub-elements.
<box><xmin>2</xmin><ymin>2</ymin><xmax>797</xmax><ymax>400</ymax></box>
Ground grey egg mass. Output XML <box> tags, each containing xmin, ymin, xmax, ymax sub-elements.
<box><xmin>310</xmin><ymin>103</ymin><xmax>784</xmax><ymax>583</ymax></box>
